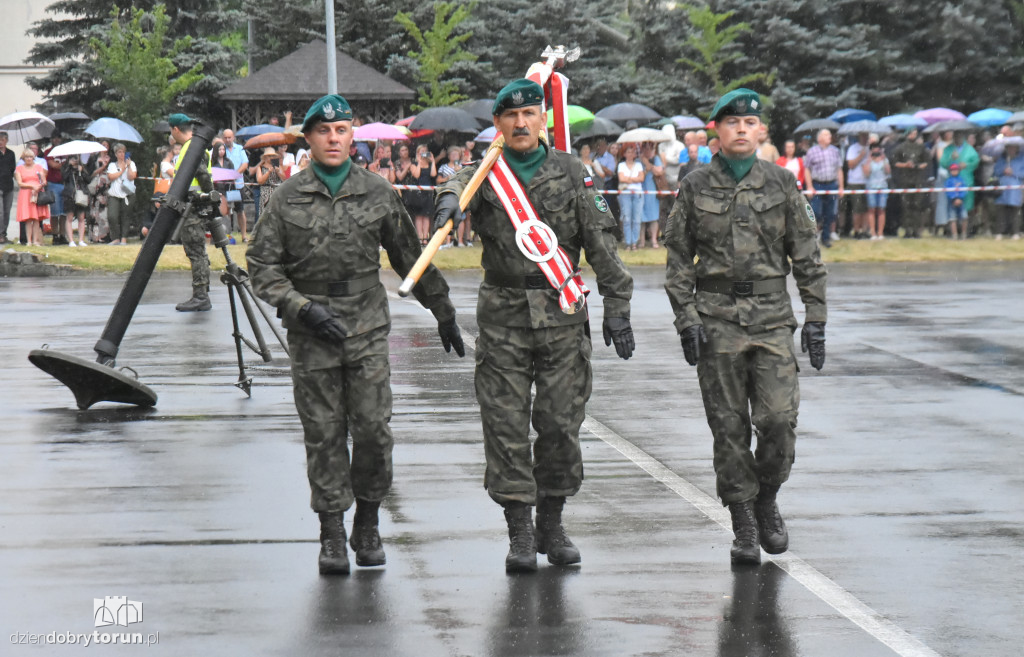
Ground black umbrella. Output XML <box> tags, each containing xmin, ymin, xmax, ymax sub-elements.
<box><xmin>924</xmin><ymin>119</ymin><xmax>978</xmax><ymax>134</ymax></box>
<box><xmin>409</xmin><ymin>107</ymin><xmax>481</xmax><ymax>133</ymax></box>
<box><xmin>456</xmin><ymin>99</ymin><xmax>495</xmax><ymax>126</ymax></box>
<box><xmin>572</xmin><ymin>117</ymin><xmax>623</xmax><ymax>141</ymax></box>
<box><xmin>49</xmin><ymin>111</ymin><xmax>91</xmax><ymax>123</ymax></box>
<box><xmin>595</xmin><ymin>102</ymin><xmax>662</xmax><ymax>126</ymax></box>
<box><xmin>152</xmin><ymin>119</ymin><xmax>171</xmax><ymax>133</ymax></box>
<box><xmin>793</xmin><ymin>118</ymin><xmax>840</xmax><ymax>134</ymax></box>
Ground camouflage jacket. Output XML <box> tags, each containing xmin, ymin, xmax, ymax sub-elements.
<box><xmin>247</xmin><ymin>164</ymin><xmax>455</xmax><ymax>337</ymax></box>
<box><xmin>437</xmin><ymin>148</ymin><xmax>632</xmax><ymax>328</ymax></box>
<box><xmin>665</xmin><ymin>155</ymin><xmax>827</xmax><ymax>333</ymax></box>
<box><xmin>890</xmin><ymin>140</ymin><xmax>931</xmax><ymax>187</ymax></box>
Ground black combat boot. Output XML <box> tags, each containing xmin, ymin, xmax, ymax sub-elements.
<box><xmin>728</xmin><ymin>501</ymin><xmax>761</xmax><ymax>565</ymax></box>
<box><xmin>754</xmin><ymin>483</ymin><xmax>789</xmax><ymax>554</ymax></box>
<box><xmin>535</xmin><ymin>496</ymin><xmax>581</xmax><ymax>565</ymax></box>
<box><xmin>175</xmin><ymin>289</ymin><xmax>211</xmax><ymax>312</ymax></box>
<box><xmin>503</xmin><ymin>502</ymin><xmax>538</xmax><ymax>573</ymax></box>
<box><xmin>349</xmin><ymin>499</ymin><xmax>386</xmax><ymax>567</ymax></box>
<box><xmin>317</xmin><ymin>511</ymin><xmax>350</xmax><ymax>575</ymax></box>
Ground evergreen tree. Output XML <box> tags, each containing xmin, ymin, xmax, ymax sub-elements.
<box><xmin>395</xmin><ymin>2</ymin><xmax>478</xmax><ymax>109</ymax></box>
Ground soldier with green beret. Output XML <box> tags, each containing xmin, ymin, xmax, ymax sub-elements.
<box><xmin>664</xmin><ymin>88</ymin><xmax>828</xmax><ymax>564</ymax></box>
<box><xmin>247</xmin><ymin>93</ymin><xmax>465</xmax><ymax>575</ymax></box>
<box><xmin>434</xmin><ymin>78</ymin><xmax>634</xmax><ymax>573</ymax></box>
<box><xmin>168</xmin><ymin>112</ymin><xmax>215</xmax><ymax>312</ymax></box>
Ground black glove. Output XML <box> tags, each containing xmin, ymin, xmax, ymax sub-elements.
<box><xmin>298</xmin><ymin>301</ymin><xmax>345</xmax><ymax>344</ymax></box>
<box><xmin>680</xmin><ymin>324</ymin><xmax>707</xmax><ymax>366</ymax></box>
<box><xmin>432</xmin><ymin>192</ymin><xmax>462</xmax><ymax>232</ymax></box>
<box><xmin>602</xmin><ymin>317</ymin><xmax>635</xmax><ymax>360</ymax></box>
<box><xmin>438</xmin><ymin>317</ymin><xmax>465</xmax><ymax>357</ymax></box>
<box><xmin>801</xmin><ymin>321</ymin><xmax>826</xmax><ymax>370</ymax></box>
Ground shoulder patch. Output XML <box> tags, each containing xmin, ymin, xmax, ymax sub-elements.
<box><xmin>594</xmin><ymin>194</ymin><xmax>609</xmax><ymax>213</ymax></box>
<box><xmin>583</xmin><ymin>175</ymin><xmax>594</xmax><ymax>188</ymax></box>
<box><xmin>804</xmin><ymin>202</ymin><xmax>816</xmax><ymax>226</ymax></box>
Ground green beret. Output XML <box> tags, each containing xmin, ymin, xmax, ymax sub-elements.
<box><xmin>168</xmin><ymin>113</ymin><xmax>193</xmax><ymax>128</ymax></box>
<box><xmin>708</xmin><ymin>88</ymin><xmax>763</xmax><ymax>122</ymax></box>
<box><xmin>492</xmin><ymin>79</ymin><xmax>545</xmax><ymax>116</ymax></box>
<box><xmin>302</xmin><ymin>94</ymin><xmax>352</xmax><ymax>132</ymax></box>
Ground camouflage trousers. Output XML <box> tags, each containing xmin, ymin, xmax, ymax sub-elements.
<box><xmin>179</xmin><ymin>211</ymin><xmax>210</xmax><ymax>297</ymax></box>
<box><xmin>901</xmin><ymin>191</ymin><xmax>931</xmax><ymax>235</ymax></box>
<box><xmin>288</xmin><ymin>325</ymin><xmax>393</xmax><ymax>513</ymax></box>
<box><xmin>475</xmin><ymin>321</ymin><xmax>592</xmax><ymax>506</ymax></box>
<box><xmin>696</xmin><ymin>315</ymin><xmax>799</xmax><ymax>506</ymax></box>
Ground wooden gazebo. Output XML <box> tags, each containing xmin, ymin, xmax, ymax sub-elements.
<box><xmin>219</xmin><ymin>39</ymin><xmax>415</xmax><ymax>128</ymax></box>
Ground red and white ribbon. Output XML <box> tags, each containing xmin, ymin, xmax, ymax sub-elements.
<box><xmin>526</xmin><ymin>65</ymin><xmax>571</xmax><ymax>153</ymax></box>
<box><xmin>487</xmin><ymin>155</ymin><xmax>588</xmax><ymax>314</ymax></box>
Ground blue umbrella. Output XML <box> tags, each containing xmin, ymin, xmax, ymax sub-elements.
<box><xmin>474</xmin><ymin>126</ymin><xmax>497</xmax><ymax>143</ymax></box>
<box><xmin>879</xmin><ymin>114</ymin><xmax>928</xmax><ymax>129</ymax></box>
<box><xmin>828</xmin><ymin>108</ymin><xmax>877</xmax><ymax>124</ymax></box>
<box><xmin>84</xmin><ymin>117</ymin><xmax>143</xmax><ymax>143</ymax></box>
<box><xmin>966</xmin><ymin>108</ymin><xmax>1012</xmax><ymax>127</ymax></box>
<box><xmin>235</xmin><ymin>124</ymin><xmax>283</xmax><ymax>140</ymax></box>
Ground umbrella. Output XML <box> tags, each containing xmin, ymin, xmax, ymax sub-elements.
<box><xmin>828</xmin><ymin>108</ymin><xmax>877</xmax><ymax>124</ymax></box>
<box><xmin>396</xmin><ymin>116</ymin><xmax>433</xmax><ymax>138</ymax></box>
<box><xmin>456</xmin><ymin>98</ymin><xmax>495</xmax><ymax>124</ymax></box>
<box><xmin>616</xmin><ymin>127</ymin><xmax>671</xmax><ymax>144</ymax></box>
<box><xmin>670</xmin><ymin>115</ymin><xmax>709</xmax><ymax>130</ymax></box>
<box><xmin>353</xmin><ymin>122</ymin><xmax>409</xmax><ymax>142</ymax></box>
<box><xmin>923</xmin><ymin>119</ymin><xmax>978</xmax><ymax>134</ymax></box>
<box><xmin>474</xmin><ymin>126</ymin><xmax>498</xmax><ymax>143</ymax></box>
<box><xmin>913</xmin><ymin>107</ymin><xmax>966</xmax><ymax>125</ymax></box>
<box><xmin>85</xmin><ymin>117</ymin><xmax>143</xmax><ymax>143</ymax></box>
<box><xmin>981</xmin><ymin>135</ymin><xmax>1024</xmax><ymax>158</ymax></box>
<box><xmin>152</xmin><ymin>119</ymin><xmax>171</xmax><ymax>133</ymax></box>
<box><xmin>49</xmin><ymin>112</ymin><xmax>91</xmax><ymax>123</ymax></box>
<box><xmin>879</xmin><ymin>114</ymin><xmax>928</xmax><ymax>129</ymax></box>
<box><xmin>837</xmin><ymin>120</ymin><xmax>892</xmax><ymax>136</ymax></box>
<box><xmin>1005</xmin><ymin>111</ymin><xmax>1024</xmax><ymax>125</ymax></box>
<box><xmin>547</xmin><ymin>105</ymin><xmax>595</xmax><ymax>130</ymax></box>
<box><xmin>966</xmin><ymin>108</ymin><xmax>1012</xmax><ymax>127</ymax></box>
<box><xmin>572</xmin><ymin>117</ymin><xmax>622</xmax><ymax>141</ymax></box>
<box><xmin>243</xmin><ymin>132</ymin><xmax>297</xmax><ymax>150</ymax></box>
<box><xmin>46</xmin><ymin>140</ymin><xmax>107</xmax><ymax>158</ymax></box>
<box><xmin>793</xmin><ymin>118</ymin><xmax>841</xmax><ymax>134</ymax></box>
<box><xmin>409</xmin><ymin>107</ymin><xmax>481</xmax><ymax>133</ymax></box>
<box><xmin>211</xmin><ymin>167</ymin><xmax>242</xmax><ymax>183</ymax></box>
<box><xmin>0</xmin><ymin>111</ymin><xmax>56</xmax><ymax>143</ymax></box>
<box><xmin>235</xmin><ymin>124</ymin><xmax>283</xmax><ymax>140</ymax></box>
<box><xmin>596</xmin><ymin>102</ymin><xmax>662</xmax><ymax>126</ymax></box>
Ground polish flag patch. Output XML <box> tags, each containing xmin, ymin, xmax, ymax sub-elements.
<box><xmin>583</xmin><ymin>176</ymin><xmax>594</xmax><ymax>187</ymax></box>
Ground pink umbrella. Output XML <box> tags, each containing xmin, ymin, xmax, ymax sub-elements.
<box><xmin>914</xmin><ymin>107</ymin><xmax>967</xmax><ymax>125</ymax></box>
<box><xmin>353</xmin><ymin>122</ymin><xmax>409</xmax><ymax>142</ymax></box>
<box><xmin>211</xmin><ymin>167</ymin><xmax>241</xmax><ymax>182</ymax></box>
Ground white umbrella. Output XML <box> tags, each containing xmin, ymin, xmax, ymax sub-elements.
<box><xmin>46</xmin><ymin>140</ymin><xmax>107</xmax><ymax>158</ymax></box>
<box><xmin>0</xmin><ymin>111</ymin><xmax>55</xmax><ymax>144</ymax></box>
<box><xmin>616</xmin><ymin>127</ymin><xmax>671</xmax><ymax>144</ymax></box>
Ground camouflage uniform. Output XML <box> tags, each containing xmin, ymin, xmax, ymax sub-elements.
<box><xmin>247</xmin><ymin>164</ymin><xmax>456</xmax><ymax>512</ymax></box>
<box><xmin>439</xmin><ymin>147</ymin><xmax>632</xmax><ymax>505</ymax></box>
<box><xmin>665</xmin><ymin>156</ymin><xmax>827</xmax><ymax>505</ymax></box>
<box><xmin>176</xmin><ymin>138</ymin><xmax>211</xmax><ymax>298</ymax></box>
<box><xmin>890</xmin><ymin>139</ymin><xmax>932</xmax><ymax>236</ymax></box>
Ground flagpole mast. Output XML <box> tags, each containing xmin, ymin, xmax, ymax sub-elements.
<box><xmin>325</xmin><ymin>1</ymin><xmax>338</xmax><ymax>94</ymax></box>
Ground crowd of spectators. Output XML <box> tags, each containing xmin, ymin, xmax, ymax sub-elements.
<box><xmin>4</xmin><ymin>110</ymin><xmax>1023</xmax><ymax>249</ymax></box>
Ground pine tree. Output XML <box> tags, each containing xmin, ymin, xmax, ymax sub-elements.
<box><xmin>395</xmin><ymin>2</ymin><xmax>479</xmax><ymax>110</ymax></box>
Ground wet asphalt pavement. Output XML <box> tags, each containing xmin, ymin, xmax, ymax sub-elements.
<box><xmin>1</xmin><ymin>262</ymin><xmax>1022</xmax><ymax>656</ymax></box>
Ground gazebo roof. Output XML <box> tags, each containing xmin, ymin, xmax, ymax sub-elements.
<box><xmin>219</xmin><ymin>39</ymin><xmax>414</xmax><ymax>102</ymax></box>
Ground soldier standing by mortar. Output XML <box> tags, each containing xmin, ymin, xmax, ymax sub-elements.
<box><xmin>247</xmin><ymin>94</ymin><xmax>465</xmax><ymax>575</ymax></box>
<box><xmin>169</xmin><ymin>113</ymin><xmax>214</xmax><ymax>312</ymax></box>
<box><xmin>433</xmin><ymin>79</ymin><xmax>634</xmax><ymax>573</ymax></box>
<box><xmin>664</xmin><ymin>89</ymin><xmax>827</xmax><ymax>565</ymax></box>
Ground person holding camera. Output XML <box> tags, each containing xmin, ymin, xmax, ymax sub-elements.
<box><xmin>256</xmin><ymin>147</ymin><xmax>285</xmax><ymax>216</ymax></box>
<box><xmin>106</xmin><ymin>143</ymin><xmax>137</xmax><ymax>246</ymax></box>
<box><xmin>406</xmin><ymin>144</ymin><xmax>436</xmax><ymax>244</ymax></box>
<box><xmin>861</xmin><ymin>141</ymin><xmax>892</xmax><ymax>240</ymax></box>
<box><xmin>368</xmin><ymin>143</ymin><xmax>394</xmax><ymax>184</ymax></box>
<box><xmin>61</xmin><ymin>155</ymin><xmax>90</xmax><ymax>246</ymax></box>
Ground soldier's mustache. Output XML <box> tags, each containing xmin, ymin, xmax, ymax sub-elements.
<box><xmin>512</xmin><ymin>128</ymin><xmax>531</xmax><ymax>137</ymax></box>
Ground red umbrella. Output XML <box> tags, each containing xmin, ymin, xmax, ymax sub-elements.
<box><xmin>396</xmin><ymin>116</ymin><xmax>433</xmax><ymax>139</ymax></box>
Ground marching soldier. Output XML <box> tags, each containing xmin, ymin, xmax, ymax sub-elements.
<box><xmin>433</xmin><ymin>79</ymin><xmax>634</xmax><ymax>573</ymax></box>
<box><xmin>247</xmin><ymin>94</ymin><xmax>465</xmax><ymax>575</ymax></box>
<box><xmin>664</xmin><ymin>89</ymin><xmax>827</xmax><ymax>565</ymax></box>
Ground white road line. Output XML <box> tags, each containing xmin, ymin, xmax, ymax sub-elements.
<box><xmin>584</xmin><ymin>416</ymin><xmax>944</xmax><ymax>657</ymax></box>
<box><xmin>392</xmin><ymin>291</ymin><xmax>943</xmax><ymax>657</ymax></box>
